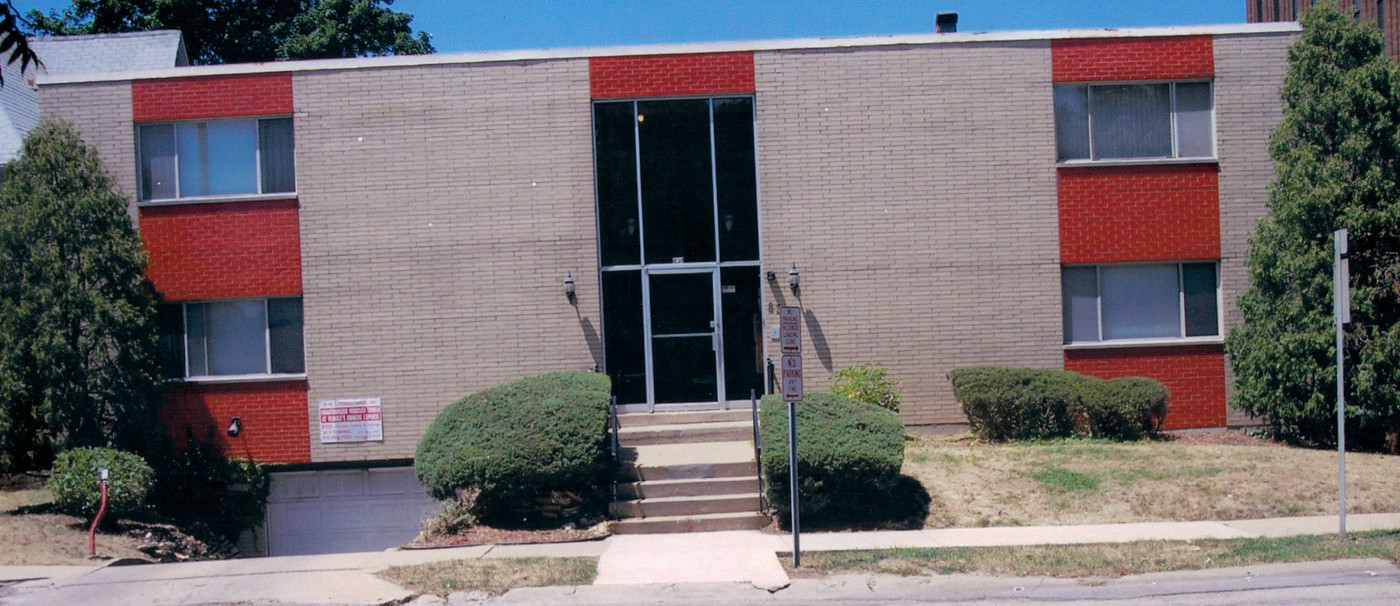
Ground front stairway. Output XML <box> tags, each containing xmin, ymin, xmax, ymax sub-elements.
<box><xmin>608</xmin><ymin>409</ymin><xmax>770</xmax><ymax>534</ymax></box>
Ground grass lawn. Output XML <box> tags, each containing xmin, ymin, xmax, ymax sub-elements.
<box><xmin>0</xmin><ymin>489</ymin><xmax>148</xmax><ymax>565</ymax></box>
<box><xmin>377</xmin><ymin>557</ymin><xmax>597</xmax><ymax>597</ymax></box>
<box><xmin>906</xmin><ymin>433</ymin><xmax>1400</xmax><ymax>528</ymax></box>
<box><xmin>785</xmin><ymin>530</ymin><xmax>1400</xmax><ymax>578</ymax></box>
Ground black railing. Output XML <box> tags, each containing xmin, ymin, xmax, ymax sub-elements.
<box><xmin>609</xmin><ymin>395</ymin><xmax>619</xmax><ymax>504</ymax></box>
<box><xmin>751</xmin><ymin>388</ymin><xmax>765</xmax><ymax>511</ymax></box>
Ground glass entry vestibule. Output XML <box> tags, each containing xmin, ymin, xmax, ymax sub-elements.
<box><xmin>595</xmin><ymin>97</ymin><xmax>763</xmax><ymax>411</ymax></box>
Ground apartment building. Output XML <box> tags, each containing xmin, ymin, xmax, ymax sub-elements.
<box><xmin>36</xmin><ymin>21</ymin><xmax>1298</xmax><ymax>554</ymax></box>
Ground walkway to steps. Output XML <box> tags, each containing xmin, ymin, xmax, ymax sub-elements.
<box><xmin>609</xmin><ymin>409</ymin><xmax>769</xmax><ymax>535</ymax></box>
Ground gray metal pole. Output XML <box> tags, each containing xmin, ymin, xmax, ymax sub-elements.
<box><xmin>788</xmin><ymin>399</ymin><xmax>800</xmax><ymax>567</ymax></box>
<box><xmin>1335</xmin><ymin>229</ymin><xmax>1349</xmax><ymax>539</ymax></box>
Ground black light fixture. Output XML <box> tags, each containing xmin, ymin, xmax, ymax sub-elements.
<box><xmin>227</xmin><ymin>417</ymin><xmax>242</xmax><ymax>438</ymax></box>
<box><xmin>564</xmin><ymin>272</ymin><xmax>576</xmax><ymax>301</ymax></box>
<box><xmin>788</xmin><ymin>264</ymin><xmax>800</xmax><ymax>292</ymax></box>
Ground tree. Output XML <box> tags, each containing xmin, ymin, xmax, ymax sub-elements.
<box><xmin>1226</xmin><ymin>1</ymin><xmax>1400</xmax><ymax>451</ymax></box>
<box><xmin>0</xmin><ymin>119</ymin><xmax>164</xmax><ymax>472</ymax></box>
<box><xmin>27</xmin><ymin>0</ymin><xmax>433</xmax><ymax>65</ymax></box>
<box><xmin>0</xmin><ymin>1</ymin><xmax>42</xmax><ymax>86</ymax></box>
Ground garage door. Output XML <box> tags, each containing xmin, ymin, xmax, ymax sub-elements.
<box><xmin>266</xmin><ymin>466</ymin><xmax>439</xmax><ymax>556</ymax></box>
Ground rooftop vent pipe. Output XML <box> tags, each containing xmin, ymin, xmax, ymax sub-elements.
<box><xmin>936</xmin><ymin>12</ymin><xmax>958</xmax><ymax>33</ymax></box>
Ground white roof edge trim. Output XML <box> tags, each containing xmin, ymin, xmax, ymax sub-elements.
<box><xmin>36</xmin><ymin>22</ymin><xmax>1302</xmax><ymax>86</ymax></box>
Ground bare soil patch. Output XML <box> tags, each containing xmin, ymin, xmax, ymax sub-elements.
<box><xmin>907</xmin><ymin>432</ymin><xmax>1400</xmax><ymax>528</ymax></box>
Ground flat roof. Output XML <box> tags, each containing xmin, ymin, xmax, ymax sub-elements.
<box><xmin>38</xmin><ymin>22</ymin><xmax>1300</xmax><ymax>86</ymax></box>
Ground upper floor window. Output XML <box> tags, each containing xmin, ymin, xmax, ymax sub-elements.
<box><xmin>139</xmin><ymin>117</ymin><xmax>295</xmax><ymax>201</ymax></box>
<box><xmin>157</xmin><ymin>298</ymin><xmax>305</xmax><ymax>379</ymax></box>
<box><xmin>1062</xmin><ymin>262</ymin><xmax>1220</xmax><ymax>344</ymax></box>
<box><xmin>1054</xmin><ymin>82</ymin><xmax>1213</xmax><ymax>162</ymax></box>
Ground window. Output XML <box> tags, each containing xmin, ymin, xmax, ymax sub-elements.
<box><xmin>1054</xmin><ymin>82</ymin><xmax>1214</xmax><ymax>162</ymax></box>
<box><xmin>158</xmin><ymin>298</ymin><xmax>305</xmax><ymax>378</ymax></box>
<box><xmin>1061</xmin><ymin>263</ymin><xmax>1220</xmax><ymax>344</ymax></box>
<box><xmin>139</xmin><ymin>118</ymin><xmax>295</xmax><ymax>201</ymax></box>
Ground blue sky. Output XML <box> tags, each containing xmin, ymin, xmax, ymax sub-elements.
<box><xmin>17</xmin><ymin>1</ymin><xmax>1249</xmax><ymax>53</ymax></box>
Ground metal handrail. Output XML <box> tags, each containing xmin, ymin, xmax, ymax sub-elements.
<box><xmin>609</xmin><ymin>395</ymin><xmax>619</xmax><ymax>504</ymax></box>
<box><xmin>751</xmin><ymin>389</ymin><xmax>765</xmax><ymax>511</ymax></box>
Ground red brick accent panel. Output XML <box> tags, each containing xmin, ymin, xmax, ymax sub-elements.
<box><xmin>139</xmin><ymin>199</ymin><xmax>302</xmax><ymax>301</ymax></box>
<box><xmin>1058</xmin><ymin>164</ymin><xmax>1220</xmax><ymax>264</ymax></box>
<box><xmin>1065</xmin><ymin>345</ymin><xmax>1226</xmax><ymax>430</ymax></box>
<box><xmin>590</xmin><ymin>52</ymin><xmax>755</xmax><ymax>98</ymax></box>
<box><xmin>1052</xmin><ymin>37</ymin><xmax>1213</xmax><ymax>82</ymax></box>
<box><xmin>132</xmin><ymin>73</ymin><xmax>293</xmax><ymax>122</ymax></box>
<box><xmin>162</xmin><ymin>380</ymin><xmax>311</xmax><ymax>464</ymax></box>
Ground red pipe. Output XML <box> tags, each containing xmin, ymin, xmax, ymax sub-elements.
<box><xmin>88</xmin><ymin>479</ymin><xmax>108</xmax><ymax>558</ymax></box>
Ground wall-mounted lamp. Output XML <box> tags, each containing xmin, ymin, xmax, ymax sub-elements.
<box><xmin>227</xmin><ymin>417</ymin><xmax>242</xmax><ymax>438</ymax></box>
<box><xmin>564</xmin><ymin>272</ymin><xmax>576</xmax><ymax>301</ymax></box>
<box><xmin>766</xmin><ymin>271</ymin><xmax>777</xmax><ymax>282</ymax></box>
<box><xmin>788</xmin><ymin>264</ymin><xmax>800</xmax><ymax>292</ymax></box>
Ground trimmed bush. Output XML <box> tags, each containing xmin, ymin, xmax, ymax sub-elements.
<box><xmin>759</xmin><ymin>392</ymin><xmax>906</xmax><ymax>527</ymax></box>
<box><xmin>947</xmin><ymin>367</ymin><xmax>1081</xmax><ymax>441</ymax></box>
<box><xmin>830</xmin><ymin>362</ymin><xmax>902</xmax><ymax>413</ymax></box>
<box><xmin>151</xmin><ymin>441</ymin><xmax>270</xmax><ymax>541</ymax></box>
<box><xmin>1081</xmin><ymin>377</ymin><xmax>1169</xmax><ymax>441</ymax></box>
<box><xmin>414</xmin><ymin>371</ymin><xmax>611</xmax><ymax>526</ymax></box>
<box><xmin>48</xmin><ymin>447</ymin><xmax>154</xmax><ymax>518</ymax></box>
<box><xmin>948</xmin><ymin>367</ymin><xmax>1169</xmax><ymax>442</ymax></box>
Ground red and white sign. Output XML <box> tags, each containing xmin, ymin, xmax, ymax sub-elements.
<box><xmin>782</xmin><ymin>354</ymin><xmax>804</xmax><ymax>402</ymax></box>
<box><xmin>319</xmin><ymin>397</ymin><xmax>384</xmax><ymax>443</ymax></box>
<box><xmin>779</xmin><ymin>306</ymin><xmax>802</xmax><ymax>355</ymax></box>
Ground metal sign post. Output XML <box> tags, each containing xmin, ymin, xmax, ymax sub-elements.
<box><xmin>1334</xmin><ymin>229</ymin><xmax>1350</xmax><ymax>539</ymax></box>
<box><xmin>779</xmin><ymin>306</ymin><xmax>803</xmax><ymax>566</ymax></box>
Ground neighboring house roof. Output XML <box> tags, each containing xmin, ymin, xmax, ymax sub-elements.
<box><xmin>0</xmin><ymin>30</ymin><xmax>187</xmax><ymax>162</ymax></box>
<box><xmin>28</xmin><ymin>30</ymin><xmax>189</xmax><ymax>76</ymax></box>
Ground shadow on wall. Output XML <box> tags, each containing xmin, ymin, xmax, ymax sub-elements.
<box><xmin>803</xmin><ymin>309</ymin><xmax>833</xmax><ymax>372</ymax></box>
<box><xmin>574</xmin><ymin>308</ymin><xmax>604</xmax><ymax>370</ymax></box>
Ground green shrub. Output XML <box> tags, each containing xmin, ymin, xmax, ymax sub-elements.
<box><xmin>948</xmin><ymin>367</ymin><xmax>1082</xmax><ymax>441</ymax></box>
<box><xmin>151</xmin><ymin>441</ymin><xmax>270</xmax><ymax>541</ymax></box>
<box><xmin>948</xmin><ymin>367</ymin><xmax>1169</xmax><ymax>442</ymax></box>
<box><xmin>414</xmin><ymin>371</ymin><xmax>611</xmax><ymax>527</ymax></box>
<box><xmin>1081</xmin><ymin>377</ymin><xmax>1169</xmax><ymax>441</ymax></box>
<box><xmin>759</xmin><ymin>392</ymin><xmax>906</xmax><ymax>527</ymax></box>
<box><xmin>830</xmin><ymin>363</ymin><xmax>902</xmax><ymax>413</ymax></box>
<box><xmin>48</xmin><ymin>447</ymin><xmax>154</xmax><ymax>518</ymax></box>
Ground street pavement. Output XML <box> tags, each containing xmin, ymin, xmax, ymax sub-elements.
<box><xmin>0</xmin><ymin>513</ymin><xmax>1396</xmax><ymax>605</ymax></box>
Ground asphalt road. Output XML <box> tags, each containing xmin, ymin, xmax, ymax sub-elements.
<box><xmin>487</xmin><ymin>558</ymin><xmax>1400</xmax><ymax>605</ymax></box>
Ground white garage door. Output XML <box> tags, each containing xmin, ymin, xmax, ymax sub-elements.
<box><xmin>266</xmin><ymin>466</ymin><xmax>439</xmax><ymax>556</ymax></box>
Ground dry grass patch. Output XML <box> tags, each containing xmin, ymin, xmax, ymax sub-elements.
<box><xmin>377</xmin><ymin>557</ymin><xmax>597</xmax><ymax>597</ymax></box>
<box><xmin>787</xmin><ymin>530</ymin><xmax>1400</xmax><ymax>579</ymax></box>
<box><xmin>908</xmin><ymin>433</ymin><xmax>1400</xmax><ymax>527</ymax></box>
<box><xmin>0</xmin><ymin>489</ymin><xmax>148</xmax><ymax>565</ymax></box>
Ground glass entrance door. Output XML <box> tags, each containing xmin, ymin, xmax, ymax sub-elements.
<box><xmin>647</xmin><ymin>270</ymin><xmax>719</xmax><ymax>405</ymax></box>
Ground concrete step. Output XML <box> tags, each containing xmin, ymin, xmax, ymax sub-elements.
<box><xmin>608</xmin><ymin>512</ymin><xmax>770</xmax><ymax>535</ymax></box>
<box><xmin>616</xmin><ymin>476</ymin><xmax>760</xmax><ymax>500</ymax></box>
<box><xmin>617</xmin><ymin>420</ymin><xmax>751</xmax><ymax>447</ymax></box>
<box><xmin>617</xmin><ymin>441</ymin><xmax>757</xmax><ymax>481</ymax></box>
<box><xmin>610</xmin><ymin>493</ymin><xmax>761</xmax><ymax>518</ymax></box>
<box><xmin>616</xmin><ymin>409</ymin><xmax>753</xmax><ymax>429</ymax></box>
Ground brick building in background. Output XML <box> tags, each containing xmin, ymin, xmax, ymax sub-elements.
<box><xmin>36</xmin><ymin>21</ymin><xmax>1298</xmax><ymax>555</ymax></box>
<box><xmin>1249</xmin><ymin>0</ymin><xmax>1398</xmax><ymax>59</ymax></box>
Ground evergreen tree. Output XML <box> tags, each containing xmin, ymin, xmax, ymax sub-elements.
<box><xmin>1226</xmin><ymin>2</ymin><xmax>1400</xmax><ymax>451</ymax></box>
<box><xmin>0</xmin><ymin>119</ymin><xmax>163</xmax><ymax>471</ymax></box>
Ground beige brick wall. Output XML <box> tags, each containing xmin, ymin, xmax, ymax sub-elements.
<box><xmin>754</xmin><ymin>41</ymin><xmax>1065</xmax><ymax>426</ymax></box>
<box><xmin>38</xmin><ymin>81</ymin><xmax>137</xmax><ymax>221</ymax></box>
<box><xmin>1214</xmin><ymin>32</ymin><xmax>1296</xmax><ymax>426</ymax></box>
<box><xmin>293</xmin><ymin>60</ymin><xmax>599</xmax><ymax>462</ymax></box>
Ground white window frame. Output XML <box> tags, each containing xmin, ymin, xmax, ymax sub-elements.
<box><xmin>1055</xmin><ymin>80</ymin><xmax>1217</xmax><ymax>165</ymax></box>
<box><xmin>136</xmin><ymin>116</ymin><xmax>296</xmax><ymax>205</ymax></box>
<box><xmin>1062</xmin><ymin>261</ymin><xmax>1224</xmax><ymax>349</ymax></box>
<box><xmin>167</xmin><ymin>297</ymin><xmax>307</xmax><ymax>383</ymax></box>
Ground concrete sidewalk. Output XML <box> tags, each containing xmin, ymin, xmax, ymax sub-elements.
<box><xmin>1</xmin><ymin>512</ymin><xmax>1396</xmax><ymax>605</ymax></box>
